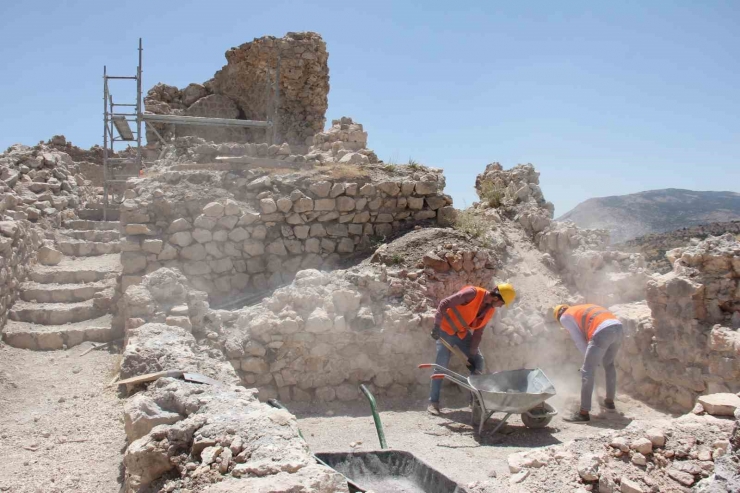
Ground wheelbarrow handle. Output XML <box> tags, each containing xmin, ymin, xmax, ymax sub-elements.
<box><xmin>431</xmin><ymin>374</ymin><xmax>446</xmax><ymax>380</ymax></box>
<box><xmin>418</xmin><ymin>363</ymin><xmax>470</xmax><ymax>384</ymax></box>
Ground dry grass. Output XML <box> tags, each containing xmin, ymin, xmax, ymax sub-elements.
<box><xmin>478</xmin><ymin>180</ymin><xmax>505</xmax><ymax>207</ymax></box>
<box><xmin>327</xmin><ymin>163</ymin><xmax>370</xmax><ymax>179</ymax></box>
<box><xmin>455</xmin><ymin>209</ymin><xmax>490</xmax><ymax>246</ymax></box>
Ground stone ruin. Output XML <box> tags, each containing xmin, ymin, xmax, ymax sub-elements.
<box><xmin>1</xmin><ymin>31</ymin><xmax>739</xmax><ymax>493</ymax></box>
<box><xmin>145</xmin><ymin>32</ymin><xmax>329</xmax><ymax>149</ymax></box>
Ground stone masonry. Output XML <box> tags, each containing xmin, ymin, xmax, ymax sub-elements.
<box><xmin>145</xmin><ymin>32</ymin><xmax>329</xmax><ymax>148</ymax></box>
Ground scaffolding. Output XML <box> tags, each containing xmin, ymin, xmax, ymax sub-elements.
<box><xmin>102</xmin><ymin>39</ymin><xmax>277</xmax><ymax>220</ymax></box>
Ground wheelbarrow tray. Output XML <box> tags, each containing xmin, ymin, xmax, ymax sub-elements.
<box><xmin>469</xmin><ymin>368</ymin><xmax>556</xmax><ymax>413</ymax></box>
<box><xmin>315</xmin><ymin>450</ymin><xmax>464</xmax><ymax>493</ymax></box>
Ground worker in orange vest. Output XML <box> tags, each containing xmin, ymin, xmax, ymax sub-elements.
<box><xmin>427</xmin><ymin>283</ymin><xmax>517</xmax><ymax>415</ymax></box>
<box><xmin>553</xmin><ymin>304</ymin><xmax>624</xmax><ymax>423</ymax></box>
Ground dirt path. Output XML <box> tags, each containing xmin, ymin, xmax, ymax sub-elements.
<box><xmin>0</xmin><ymin>341</ymin><xmax>126</xmax><ymax>493</ymax></box>
<box><xmin>293</xmin><ymin>391</ymin><xmax>675</xmax><ymax>490</ymax></box>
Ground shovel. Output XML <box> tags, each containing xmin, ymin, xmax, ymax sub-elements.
<box><xmin>438</xmin><ymin>337</ymin><xmax>471</xmax><ymax>367</ymax></box>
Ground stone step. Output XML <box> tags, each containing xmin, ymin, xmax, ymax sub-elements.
<box><xmin>19</xmin><ymin>280</ymin><xmax>114</xmax><ymax>303</ymax></box>
<box><xmin>2</xmin><ymin>315</ymin><xmax>117</xmax><ymax>350</ymax></box>
<box><xmin>58</xmin><ymin>239</ymin><xmax>121</xmax><ymax>257</ymax></box>
<box><xmin>63</xmin><ymin>220</ymin><xmax>120</xmax><ymax>231</ymax></box>
<box><xmin>30</xmin><ymin>254</ymin><xmax>121</xmax><ymax>284</ymax></box>
<box><xmin>60</xmin><ymin>229</ymin><xmax>120</xmax><ymax>242</ymax></box>
<box><xmin>78</xmin><ymin>208</ymin><xmax>120</xmax><ymax>221</ymax></box>
<box><xmin>9</xmin><ymin>299</ymin><xmax>105</xmax><ymax>325</ymax></box>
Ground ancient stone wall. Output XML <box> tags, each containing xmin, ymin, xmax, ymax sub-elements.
<box><xmin>145</xmin><ymin>32</ymin><xmax>329</xmax><ymax>149</ymax></box>
<box><xmin>0</xmin><ymin>142</ymin><xmax>96</xmax><ymax>329</ymax></box>
<box><xmin>612</xmin><ymin>234</ymin><xmax>740</xmax><ymax>412</ymax></box>
<box><xmin>118</xmin><ymin>270</ymin><xmax>345</xmax><ymax>492</ymax></box>
<box><xmin>118</xmin><ymin>161</ymin><xmax>453</xmax><ymax>303</ymax></box>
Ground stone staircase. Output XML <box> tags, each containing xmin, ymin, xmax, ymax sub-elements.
<box><xmin>2</xmin><ymin>217</ymin><xmax>122</xmax><ymax>350</ymax></box>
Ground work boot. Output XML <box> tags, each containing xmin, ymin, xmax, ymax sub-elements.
<box><xmin>563</xmin><ymin>410</ymin><xmax>590</xmax><ymax>423</ymax></box>
<box><xmin>602</xmin><ymin>399</ymin><xmax>616</xmax><ymax>411</ymax></box>
<box><xmin>427</xmin><ymin>402</ymin><xmax>440</xmax><ymax>415</ymax></box>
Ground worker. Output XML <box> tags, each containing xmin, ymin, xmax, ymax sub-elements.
<box><xmin>427</xmin><ymin>283</ymin><xmax>516</xmax><ymax>415</ymax></box>
<box><xmin>553</xmin><ymin>304</ymin><xmax>624</xmax><ymax>423</ymax></box>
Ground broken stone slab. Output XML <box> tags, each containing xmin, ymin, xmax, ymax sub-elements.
<box><xmin>37</xmin><ymin>245</ymin><xmax>63</xmax><ymax>265</ymax></box>
<box><xmin>697</xmin><ymin>393</ymin><xmax>740</xmax><ymax>416</ymax></box>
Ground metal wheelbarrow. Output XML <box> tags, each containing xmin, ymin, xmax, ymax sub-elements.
<box><xmin>419</xmin><ymin>364</ymin><xmax>558</xmax><ymax>434</ymax></box>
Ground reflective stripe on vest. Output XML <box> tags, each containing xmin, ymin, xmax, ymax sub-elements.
<box><xmin>566</xmin><ymin>304</ymin><xmax>618</xmax><ymax>341</ymax></box>
<box><xmin>439</xmin><ymin>286</ymin><xmax>495</xmax><ymax>339</ymax></box>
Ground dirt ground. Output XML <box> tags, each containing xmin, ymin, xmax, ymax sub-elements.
<box><xmin>293</xmin><ymin>388</ymin><xmax>675</xmax><ymax>491</ymax></box>
<box><xmin>0</xmin><ymin>341</ymin><xmax>126</xmax><ymax>493</ymax></box>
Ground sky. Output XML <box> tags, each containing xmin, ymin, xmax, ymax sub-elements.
<box><xmin>1</xmin><ymin>1</ymin><xmax>738</xmax><ymax>215</ymax></box>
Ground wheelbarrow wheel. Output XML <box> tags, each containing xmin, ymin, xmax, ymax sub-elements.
<box><xmin>521</xmin><ymin>403</ymin><xmax>555</xmax><ymax>429</ymax></box>
<box><xmin>521</xmin><ymin>412</ymin><xmax>552</xmax><ymax>428</ymax></box>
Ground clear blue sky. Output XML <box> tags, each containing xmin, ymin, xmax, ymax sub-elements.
<box><xmin>1</xmin><ymin>1</ymin><xmax>738</xmax><ymax>215</ymax></box>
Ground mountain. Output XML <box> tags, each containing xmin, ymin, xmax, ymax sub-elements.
<box><xmin>557</xmin><ymin>189</ymin><xmax>740</xmax><ymax>243</ymax></box>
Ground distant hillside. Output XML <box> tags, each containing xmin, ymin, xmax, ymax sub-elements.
<box><xmin>558</xmin><ymin>189</ymin><xmax>740</xmax><ymax>243</ymax></box>
<box><xmin>615</xmin><ymin>220</ymin><xmax>740</xmax><ymax>273</ymax></box>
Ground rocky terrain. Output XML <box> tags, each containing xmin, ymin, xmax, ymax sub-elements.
<box><xmin>559</xmin><ymin>189</ymin><xmax>740</xmax><ymax>243</ymax></box>
<box><xmin>617</xmin><ymin>221</ymin><xmax>740</xmax><ymax>274</ymax></box>
<box><xmin>1</xmin><ymin>31</ymin><xmax>739</xmax><ymax>493</ymax></box>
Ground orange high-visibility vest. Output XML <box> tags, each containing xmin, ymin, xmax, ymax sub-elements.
<box><xmin>440</xmin><ymin>286</ymin><xmax>496</xmax><ymax>339</ymax></box>
<box><xmin>564</xmin><ymin>304</ymin><xmax>618</xmax><ymax>341</ymax></box>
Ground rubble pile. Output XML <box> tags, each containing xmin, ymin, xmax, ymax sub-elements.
<box><xmin>617</xmin><ymin>220</ymin><xmax>740</xmax><ymax>274</ymax></box>
<box><xmin>306</xmin><ymin>117</ymin><xmax>379</xmax><ymax>165</ymax></box>
<box><xmin>145</xmin><ymin>32</ymin><xmax>329</xmax><ymax>148</ymax></box>
<box><xmin>495</xmin><ymin>404</ymin><xmax>739</xmax><ymax>493</ymax></box>
<box><xmin>118</xmin><ymin>157</ymin><xmax>453</xmax><ymax>300</ymax></box>
<box><xmin>474</xmin><ymin>163</ymin><xmax>648</xmax><ymax>305</ymax></box>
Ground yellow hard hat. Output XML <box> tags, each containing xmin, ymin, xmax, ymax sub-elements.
<box><xmin>496</xmin><ymin>283</ymin><xmax>516</xmax><ymax>307</ymax></box>
<box><xmin>553</xmin><ymin>304</ymin><xmax>569</xmax><ymax>321</ymax></box>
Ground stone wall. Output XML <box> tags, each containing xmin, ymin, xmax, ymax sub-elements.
<box><xmin>118</xmin><ymin>162</ymin><xmax>454</xmax><ymax>303</ymax></box>
<box><xmin>0</xmin><ymin>142</ymin><xmax>96</xmax><ymax>329</ymax></box>
<box><xmin>145</xmin><ymin>32</ymin><xmax>329</xmax><ymax>148</ymax></box>
<box><xmin>612</xmin><ymin>234</ymin><xmax>740</xmax><ymax>412</ymax></box>
<box><xmin>118</xmin><ymin>269</ymin><xmax>346</xmax><ymax>492</ymax></box>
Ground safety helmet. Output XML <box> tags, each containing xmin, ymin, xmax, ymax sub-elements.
<box><xmin>495</xmin><ymin>283</ymin><xmax>516</xmax><ymax>307</ymax></box>
<box><xmin>553</xmin><ymin>304</ymin><xmax>569</xmax><ymax>321</ymax></box>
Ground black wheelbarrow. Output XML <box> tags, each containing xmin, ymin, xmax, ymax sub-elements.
<box><xmin>419</xmin><ymin>364</ymin><xmax>558</xmax><ymax>434</ymax></box>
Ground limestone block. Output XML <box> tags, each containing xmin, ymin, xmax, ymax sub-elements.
<box><xmin>170</xmin><ymin>231</ymin><xmax>193</xmax><ymax>247</ymax></box>
<box><xmin>126</xmin><ymin>224</ymin><xmax>154</xmax><ymax>235</ymax></box>
<box><xmin>228</xmin><ymin>228</ymin><xmax>249</xmax><ymax>242</ymax></box>
<box><xmin>37</xmin><ymin>245</ymin><xmax>62</xmax><ymax>265</ymax></box>
<box><xmin>224</xmin><ymin>199</ymin><xmax>240</xmax><ymax>216</ymax></box>
<box><xmin>192</xmin><ymin>228</ymin><xmax>213</xmax><ymax>244</ymax></box>
<box><xmin>437</xmin><ymin>206</ymin><xmax>457</xmax><ymax>226</ymax></box>
<box><xmin>293</xmin><ymin>197</ymin><xmax>314</xmax><ymax>213</ymax></box>
<box><xmin>213</xmin><ymin>230</ymin><xmax>229</xmax><ymax>242</ymax></box>
<box><xmin>309</xmin><ymin>223</ymin><xmax>327</xmax><ymax>237</ymax></box>
<box><xmin>122</xmin><ymin>252</ymin><xmax>147</xmax><ymax>274</ymax></box>
<box><xmin>218</xmin><ymin>215</ymin><xmax>239</xmax><ymax>229</ymax></box>
<box><xmin>697</xmin><ymin>393</ymin><xmax>740</xmax><ymax>416</ymax></box>
<box><xmin>183</xmin><ymin>261</ymin><xmax>211</xmax><ymax>276</ymax></box>
<box><xmin>305</xmin><ymin>238</ymin><xmax>320</xmax><ymax>254</ymax></box>
<box><xmin>330</xmin><ymin>183</ymin><xmax>346</xmax><ymax>198</ymax></box>
<box><xmin>203</xmin><ymin>202</ymin><xmax>225</xmax><ymax>217</ymax></box>
<box><xmin>260</xmin><ymin>198</ymin><xmax>277</xmax><ymax>214</ymax></box>
<box><xmin>407</xmin><ymin>197</ymin><xmax>424</xmax><ymax>210</ymax></box>
<box><xmin>158</xmin><ymin>244</ymin><xmax>178</xmax><ymax>261</ymax></box>
<box><xmin>238</xmin><ymin>211</ymin><xmax>260</xmax><ymax>226</ymax></box>
<box><xmin>181</xmin><ymin>243</ymin><xmax>206</xmax><ymax>261</ymax></box>
<box><xmin>276</xmin><ymin>197</ymin><xmax>292</xmax><ymax>213</ymax></box>
<box><xmin>243</xmin><ymin>240</ymin><xmax>265</xmax><ymax>256</ymax></box>
<box><xmin>337</xmin><ymin>196</ymin><xmax>355</xmax><ymax>212</ymax></box>
<box><xmin>140</xmin><ymin>239</ymin><xmax>163</xmax><ymax>255</ymax></box>
<box><xmin>314</xmin><ymin>199</ymin><xmax>336</xmax><ymax>211</ymax></box>
<box><xmin>415</xmin><ymin>181</ymin><xmax>437</xmax><ymax>195</ymax></box>
<box><xmin>309</xmin><ymin>181</ymin><xmax>332</xmax><ymax>198</ymax></box>
<box><xmin>194</xmin><ymin>214</ymin><xmax>217</xmax><ymax>230</ymax></box>
<box><xmin>167</xmin><ymin>218</ymin><xmax>191</xmax><ymax>233</ymax></box>
<box><xmin>377</xmin><ymin>181</ymin><xmax>400</xmax><ymax>196</ymax></box>
<box><xmin>353</xmin><ymin>211</ymin><xmax>370</xmax><ymax>223</ymax></box>
<box><xmin>414</xmin><ymin>210</ymin><xmax>437</xmax><ymax>220</ymax></box>
<box><xmin>294</xmin><ymin>225</ymin><xmax>310</xmax><ymax>239</ymax></box>
<box><xmin>266</xmin><ymin>239</ymin><xmax>288</xmax><ymax>256</ymax></box>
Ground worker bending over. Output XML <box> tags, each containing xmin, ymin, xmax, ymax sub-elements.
<box><xmin>553</xmin><ymin>304</ymin><xmax>624</xmax><ymax>422</ymax></box>
<box><xmin>427</xmin><ymin>283</ymin><xmax>516</xmax><ymax>415</ymax></box>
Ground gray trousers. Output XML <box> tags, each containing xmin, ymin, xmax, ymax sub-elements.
<box><xmin>580</xmin><ymin>323</ymin><xmax>624</xmax><ymax>412</ymax></box>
